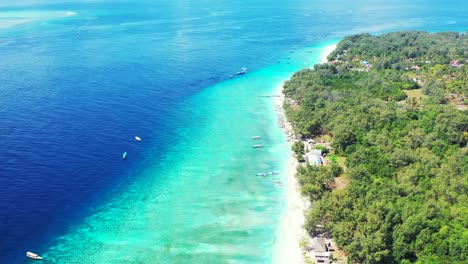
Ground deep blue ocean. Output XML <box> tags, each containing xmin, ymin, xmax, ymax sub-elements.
<box><xmin>0</xmin><ymin>0</ymin><xmax>466</xmax><ymax>263</ymax></box>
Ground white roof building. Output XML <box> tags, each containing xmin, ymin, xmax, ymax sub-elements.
<box><xmin>305</xmin><ymin>149</ymin><xmax>322</xmax><ymax>165</ymax></box>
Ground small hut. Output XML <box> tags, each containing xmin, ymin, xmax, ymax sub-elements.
<box><xmin>305</xmin><ymin>149</ymin><xmax>322</xmax><ymax>165</ymax></box>
<box><xmin>311</xmin><ymin>237</ymin><xmax>330</xmax><ymax>263</ymax></box>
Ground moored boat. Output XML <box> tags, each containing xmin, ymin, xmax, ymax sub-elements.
<box><xmin>253</xmin><ymin>144</ymin><xmax>264</xmax><ymax>148</ymax></box>
<box><xmin>123</xmin><ymin>152</ymin><xmax>128</xmax><ymax>159</ymax></box>
<box><xmin>236</xmin><ymin>67</ymin><xmax>248</xmax><ymax>75</ymax></box>
<box><xmin>26</xmin><ymin>251</ymin><xmax>43</xmax><ymax>260</ymax></box>
<box><xmin>135</xmin><ymin>136</ymin><xmax>142</xmax><ymax>142</ymax></box>
<box><xmin>251</xmin><ymin>136</ymin><xmax>261</xmax><ymax>140</ymax></box>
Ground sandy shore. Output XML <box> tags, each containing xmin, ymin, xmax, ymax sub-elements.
<box><xmin>272</xmin><ymin>43</ymin><xmax>337</xmax><ymax>264</ymax></box>
<box><xmin>271</xmin><ymin>89</ymin><xmax>308</xmax><ymax>264</ymax></box>
<box><xmin>321</xmin><ymin>44</ymin><xmax>337</xmax><ymax>64</ymax></box>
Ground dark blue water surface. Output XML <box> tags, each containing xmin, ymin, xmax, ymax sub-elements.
<box><xmin>0</xmin><ymin>0</ymin><xmax>466</xmax><ymax>262</ymax></box>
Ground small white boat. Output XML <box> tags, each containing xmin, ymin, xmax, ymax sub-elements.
<box><xmin>256</xmin><ymin>173</ymin><xmax>266</xmax><ymax>177</ymax></box>
<box><xmin>273</xmin><ymin>180</ymin><xmax>281</xmax><ymax>184</ymax></box>
<box><xmin>26</xmin><ymin>251</ymin><xmax>43</xmax><ymax>260</ymax></box>
<box><xmin>236</xmin><ymin>67</ymin><xmax>248</xmax><ymax>75</ymax></box>
<box><xmin>251</xmin><ymin>136</ymin><xmax>261</xmax><ymax>140</ymax></box>
<box><xmin>253</xmin><ymin>144</ymin><xmax>264</xmax><ymax>148</ymax></box>
<box><xmin>135</xmin><ymin>136</ymin><xmax>142</xmax><ymax>142</ymax></box>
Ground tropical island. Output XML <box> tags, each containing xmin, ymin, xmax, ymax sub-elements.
<box><xmin>282</xmin><ymin>31</ymin><xmax>467</xmax><ymax>264</ymax></box>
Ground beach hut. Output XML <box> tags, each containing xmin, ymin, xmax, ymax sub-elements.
<box><xmin>311</xmin><ymin>237</ymin><xmax>330</xmax><ymax>263</ymax></box>
<box><xmin>305</xmin><ymin>150</ymin><xmax>322</xmax><ymax>166</ymax></box>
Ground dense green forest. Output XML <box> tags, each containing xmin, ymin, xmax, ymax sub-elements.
<box><xmin>283</xmin><ymin>31</ymin><xmax>467</xmax><ymax>263</ymax></box>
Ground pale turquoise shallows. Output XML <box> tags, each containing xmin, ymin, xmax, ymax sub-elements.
<box><xmin>44</xmin><ymin>42</ymin><xmax>336</xmax><ymax>264</ymax></box>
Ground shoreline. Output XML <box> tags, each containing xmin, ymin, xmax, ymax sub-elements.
<box><xmin>271</xmin><ymin>87</ymin><xmax>308</xmax><ymax>264</ymax></box>
<box><xmin>272</xmin><ymin>43</ymin><xmax>337</xmax><ymax>264</ymax></box>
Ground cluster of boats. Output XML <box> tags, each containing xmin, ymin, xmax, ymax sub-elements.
<box><xmin>256</xmin><ymin>172</ymin><xmax>282</xmax><ymax>185</ymax></box>
<box><xmin>233</xmin><ymin>49</ymin><xmax>313</xmax><ymax>75</ymax></box>
<box><xmin>256</xmin><ymin>171</ymin><xmax>282</xmax><ymax>186</ymax></box>
<box><xmin>251</xmin><ymin>135</ymin><xmax>281</xmax><ymax>184</ymax></box>
<box><xmin>122</xmin><ymin>136</ymin><xmax>142</xmax><ymax>159</ymax></box>
<box><xmin>276</xmin><ymin>49</ymin><xmax>313</xmax><ymax>64</ymax></box>
<box><xmin>251</xmin><ymin>135</ymin><xmax>264</xmax><ymax>148</ymax></box>
<box><xmin>256</xmin><ymin>171</ymin><xmax>279</xmax><ymax>177</ymax></box>
<box><xmin>229</xmin><ymin>67</ymin><xmax>248</xmax><ymax>78</ymax></box>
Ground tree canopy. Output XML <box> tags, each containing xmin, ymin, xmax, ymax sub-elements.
<box><xmin>284</xmin><ymin>31</ymin><xmax>467</xmax><ymax>264</ymax></box>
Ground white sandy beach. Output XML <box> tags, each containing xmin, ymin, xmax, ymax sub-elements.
<box><xmin>321</xmin><ymin>44</ymin><xmax>337</xmax><ymax>64</ymax></box>
<box><xmin>272</xmin><ymin>44</ymin><xmax>337</xmax><ymax>264</ymax></box>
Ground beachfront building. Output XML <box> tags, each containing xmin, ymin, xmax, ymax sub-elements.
<box><xmin>305</xmin><ymin>149</ymin><xmax>323</xmax><ymax>166</ymax></box>
<box><xmin>311</xmin><ymin>237</ymin><xmax>331</xmax><ymax>263</ymax></box>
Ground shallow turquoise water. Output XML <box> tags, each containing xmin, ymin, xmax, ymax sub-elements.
<box><xmin>41</xmin><ymin>43</ymin><xmax>334</xmax><ymax>264</ymax></box>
